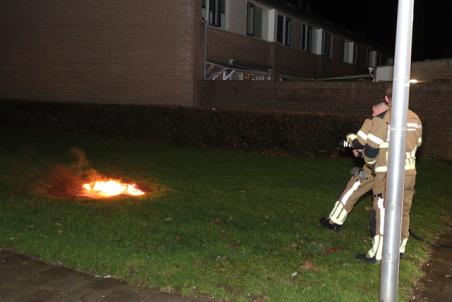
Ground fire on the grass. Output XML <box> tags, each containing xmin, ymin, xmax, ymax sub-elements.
<box><xmin>80</xmin><ymin>178</ymin><xmax>145</xmax><ymax>198</ymax></box>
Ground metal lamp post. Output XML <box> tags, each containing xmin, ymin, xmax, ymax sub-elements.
<box><xmin>380</xmin><ymin>0</ymin><xmax>415</xmax><ymax>301</ymax></box>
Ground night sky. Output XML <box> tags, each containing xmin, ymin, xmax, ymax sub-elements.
<box><xmin>294</xmin><ymin>0</ymin><xmax>452</xmax><ymax>61</ymax></box>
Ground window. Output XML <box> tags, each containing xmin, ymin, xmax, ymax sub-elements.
<box><xmin>284</xmin><ymin>17</ymin><xmax>292</xmax><ymax>47</ymax></box>
<box><xmin>335</xmin><ymin>37</ymin><xmax>345</xmax><ymax>61</ymax></box>
<box><xmin>247</xmin><ymin>3</ymin><xmax>254</xmax><ymax>36</ymax></box>
<box><xmin>323</xmin><ymin>32</ymin><xmax>332</xmax><ymax>58</ymax></box>
<box><xmin>203</xmin><ymin>0</ymin><xmax>226</xmax><ymax>28</ymax></box>
<box><xmin>202</xmin><ymin>0</ymin><xmax>206</xmax><ymax>18</ymax></box>
<box><xmin>302</xmin><ymin>24</ymin><xmax>312</xmax><ymax>52</ymax></box>
<box><xmin>356</xmin><ymin>45</ymin><xmax>368</xmax><ymax>67</ymax></box>
<box><xmin>369</xmin><ymin>50</ymin><xmax>380</xmax><ymax>66</ymax></box>
<box><xmin>246</xmin><ymin>3</ymin><xmax>265</xmax><ymax>38</ymax></box>
<box><xmin>277</xmin><ymin>15</ymin><xmax>291</xmax><ymax>46</ymax></box>
<box><xmin>343</xmin><ymin>41</ymin><xmax>355</xmax><ymax>64</ymax></box>
<box><xmin>380</xmin><ymin>54</ymin><xmax>387</xmax><ymax>65</ymax></box>
<box><xmin>277</xmin><ymin>15</ymin><xmax>284</xmax><ymax>43</ymax></box>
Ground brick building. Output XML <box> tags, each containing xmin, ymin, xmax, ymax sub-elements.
<box><xmin>0</xmin><ymin>0</ymin><xmax>203</xmax><ymax>106</ymax></box>
<box><xmin>204</xmin><ymin>0</ymin><xmax>387</xmax><ymax>81</ymax></box>
<box><xmin>0</xmin><ymin>0</ymin><xmax>387</xmax><ymax>107</ymax></box>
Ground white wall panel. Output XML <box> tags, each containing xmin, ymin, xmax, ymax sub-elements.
<box><xmin>227</xmin><ymin>0</ymin><xmax>247</xmax><ymax>35</ymax></box>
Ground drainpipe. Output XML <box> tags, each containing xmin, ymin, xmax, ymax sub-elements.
<box><xmin>204</xmin><ymin>0</ymin><xmax>210</xmax><ymax>80</ymax></box>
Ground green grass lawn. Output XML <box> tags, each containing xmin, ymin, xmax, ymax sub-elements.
<box><xmin>0</xmin><ymin>128</ymin><xmax>450</xmax><ymax>301</ymax></box>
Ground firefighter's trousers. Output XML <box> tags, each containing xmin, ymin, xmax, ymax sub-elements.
<box><xmin>328</xmin><ymin>166</ymin><xmax>374</xmax><ymax>225</ymax></box>
<box><xmin>372</xmin><ymin>173</ymin><xmax>416</xmax><ymax>239</ymax></box>
<box><xmin>368</xmin><ymin>173</ymin><xmax>416</xmax><ymax>259</ymax></box>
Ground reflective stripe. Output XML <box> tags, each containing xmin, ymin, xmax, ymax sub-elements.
<box><xmin>380</xmin><ymin>142</ymin><xmax>389</xmax><ymax>148</ymax></box>
<box><xmin>367</xmin><ymin>235</ymin><xmax>383</xmax><ymax>260</ymax></box>
<box><xmin>367</xmin><ymin>235</ymin><xmax>380</xmax><ymax>258</ymax></box>
<box><xmin>406</xmin><ymin>150</ymin><xmax>416</xmax><ymax>159</ymax></box>
<box><xmin>376</xmin><ymin>236</ymin><xmax>383</xmax><ymax>260</ymax></box>
<box><xmin>368</xmin><ymin>133</ymin><xmax>385</xmax><ymax>145</ymax></box>
<box><xmin>329</xmin><ymin>201</ymin><xmax>348</xmax><ymax>225</ymax></box>
<box><xmin>340</xmin><ymin>180</ymin><xmax>361</xmax><ymax>205</ymax></box>
<box><xmin>407</xmin><ymin>122</ymin><xmax>422</xmax><ymax>129</ymax></box>
<box><xmin>377</xmin><ymin>197</ymin><xmax>385</xmax><ymax>235</ymax></box>
<box><xmin>418</xmin><ymin>137</ymin><xmax>422</xmax><ymax>146</ymax></box>
<box><xmin>387</xmin><ymin>125</ymin><xmax>391</xmax><ymax>143</ymax></box>
<box><xmin>400</xmin><ymin>238</ymin><xmax>408</xmax><ymax>254</ymax></box>
<box><xmin>329</xmin><ymin>180</ymin><xmax>362</xmax><ymax>225</ymax></box>
<box><xmin>405</xmin><ymin>162</ymin><xmax>416</xmax><ymax>170</ymax></box>
<box><xmin>405</xmin><ymin>149</ymin><xmax>417</xmax><ymax>170</ymax></box>
<box><xmin>329</xmin><ymin>200</ymin><xmax>340</xmax><ymax>218</ymax></box>
<box><xmin>336</xmin><ymin>208</ymin><xmax>348</xmax><ymax>225</ymax></box>
<box><xmin>375</xmin><ymin>162</ymin><xmax>416</xmax><ymax>173</ymax></box>
<box><xmin>375</xmin><ymin>166</ymin><xmax>387</xmax><ymax>173</ymax></box>
<box><xmin>357</xmin><ymin>130</ymin><xmax>368</xmax><ymax>141</ymax></box>
<box><xmin>367</xmin><ymin>159</ymin><xmax>376</xmax><ymax>165</ymax></box>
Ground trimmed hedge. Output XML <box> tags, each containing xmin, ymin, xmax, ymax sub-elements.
<box><xmin>0</xmin><ymin>100</ymin><xmax>363</xmax><ymax>155</ymax></box>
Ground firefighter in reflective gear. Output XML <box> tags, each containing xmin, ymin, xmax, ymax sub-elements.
<box><xmin>320</xmin><ymin>100</ymin><xmax>389</xmax><ymax>231</ymax></box>
<box><xmin>359</xmin><ymin>88</ymin><xmax>423</xmax><ymax>262</ymax></box>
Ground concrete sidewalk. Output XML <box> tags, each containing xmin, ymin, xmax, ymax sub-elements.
<box><xmin>0</xmin><ymin>249</ymin><xmax>206</xmax><ymax>302</ymax></box>
<box><xmin>411</xmin><ymin>223</ymin><xmax>452</xmax><ymax>301</ymax></box>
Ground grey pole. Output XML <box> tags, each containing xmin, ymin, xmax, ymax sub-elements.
<box><xmin>380</xmin><ymin>0</ymin><xmax>415</xmax><ymax>301</ymax></box>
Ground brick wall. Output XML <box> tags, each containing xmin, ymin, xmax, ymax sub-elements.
<box><xmin>0</xmin><ymin>0</ymin><xmax>202</xmax><ymax>106</ymax></box>
<box><xmin>411</xmin><ymin>59</ymin><xmax>452</xmax><ymax>83</ymax></box>
<box><xmin>198</xmin><ymin>81</ymin><xmax>452</xmax><ymax>159</ymax></box>
<box><xmin>409</xmin><ymin>84</ymin><xmax>452</xmax><ymax>159</ymax></box>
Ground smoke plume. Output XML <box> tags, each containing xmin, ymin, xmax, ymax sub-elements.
<box><xmin>43</xmin><ymin>148</ymin><xmax>100</xmax><ymax>197</ymax></box>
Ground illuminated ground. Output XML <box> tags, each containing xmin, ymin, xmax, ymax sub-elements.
<box><xmin>0</xmin><ymin>128</ymin><xmax>450</xmax><ymax>301</ymax></box>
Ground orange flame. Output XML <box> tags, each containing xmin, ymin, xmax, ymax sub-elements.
<box><xmin>81</xmin><ymin>179</ymin><xmax>145</xmax><ymax>198</ymax></box>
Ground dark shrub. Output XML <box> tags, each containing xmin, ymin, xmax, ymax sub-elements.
<box><xmin>0</xmin><ymin>100</ymin><xmax>362</xmax><ymax>155</ymax></box>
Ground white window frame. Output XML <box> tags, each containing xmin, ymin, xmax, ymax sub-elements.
<box><xmin>246</xmin><ymin>1</ymin><xmax>269</xmax><ymax>40</ymax></box>
<box><xmin>203</xmin><ymin>0</ymin><xmax>227</xmax><ymax>29</ymax></box>
<box><xmin>277</xmin><ymin>14</ymin><xmax>292</xmax><ymax>47</ymax></box>
<box><xmin>323</xmin><ymin>31</ymin><xmax>333</xmax><ymax>58</ymax></box>
<box><xmin>343</xmin><ymin>41</ymin><xmax>355</xmax><ymax>64</ymax></box>
<box><xmin>312</xmin><ymin>28</ymin><xmax>323</xmax><ymax>55</ymax></box>
<box><xmin>301</xmin><ymin>23</ymin><xmax>313</xmax><ymax>53</ymax></box>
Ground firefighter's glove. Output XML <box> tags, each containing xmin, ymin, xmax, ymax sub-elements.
<box><xmin>350</xmin><ymin>166</ymin><xmax>361</xmax><ymax>176</ymax></box>
<box><xmin>358</xmin><ymin>169</ymin><xmax>366</xmax><ymax>180</ymax></box>
<box><xmin>346</xmin><ymin>133</ymin><xmax>357</xmax><ymax>144</ymax></box>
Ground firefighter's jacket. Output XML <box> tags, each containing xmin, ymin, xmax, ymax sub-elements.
<box><xmin>363</xmin><ymin>109</ymin><xmax>423</xmax><ymax>175</ymax></box>
<box><xmin>351</xmin><ymin>118</ymin><xmax>373</xmax><ymax>149</ymax></box>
